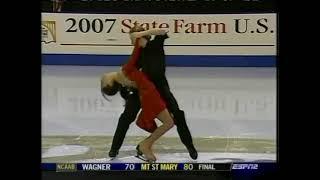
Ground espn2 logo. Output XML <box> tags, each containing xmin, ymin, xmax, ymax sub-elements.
<box><xmin>232</xmin><ymin>164</ymin><xmax>258</xmax><ymax>170</ymax></box>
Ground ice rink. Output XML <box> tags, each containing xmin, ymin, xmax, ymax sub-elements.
<box><xmin>42</xmin><ymin>66</ymin><xmax>276</xmax><ymax>163</ymax></box>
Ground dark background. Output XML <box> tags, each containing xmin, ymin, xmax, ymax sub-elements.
<box><xmin>42</xmin><ymin>0</ymin><xmax>277</xmax><ymax>14</ymax></box>
<box><xmin>40</xmin><ymin>0</ymin><xmax>279</xmax><ymax>179</ymax></box>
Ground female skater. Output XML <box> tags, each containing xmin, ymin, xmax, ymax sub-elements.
<box><xmin>101</xmin><ymin>26</ymin><xmax>174</xmax><ymax>162</ymax></box>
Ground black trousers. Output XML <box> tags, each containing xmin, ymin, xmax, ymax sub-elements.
<box><xmin>110</xmin><ymin>77</ymin><xmax>194</xmax><ymax>151</ymax></box>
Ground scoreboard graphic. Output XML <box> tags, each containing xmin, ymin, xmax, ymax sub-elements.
<box><xmin>41</xmin><ymin>162</ymin><xmax>272</xmax><ymax>172</ymax></box>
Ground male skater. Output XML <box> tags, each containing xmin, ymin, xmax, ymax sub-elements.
<box><xmin>107</xmin><ymin>26</ymin><xmax>198</xmax><ymax>160</ymax></box>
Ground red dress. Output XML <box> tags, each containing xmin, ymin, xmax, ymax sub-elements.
<box><xmin>122</xmin><ymin>39</ymin><xmax>166</xmax><ymax>133</ymax></box>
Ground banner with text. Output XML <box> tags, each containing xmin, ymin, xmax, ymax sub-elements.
<box><xmin>42</xmin><ymin>13</ymin><xmax>276</xmax><ymax>56</ymax></box>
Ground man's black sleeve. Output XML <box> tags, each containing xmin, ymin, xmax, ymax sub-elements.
<box><xmin>150</xmin><ymin>34</ymin><xmax>169</xmax><ymax>48</ymax></box>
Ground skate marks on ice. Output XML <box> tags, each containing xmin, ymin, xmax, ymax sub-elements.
<box><xmin>42</xmin><ymin>144</ymin><xmax>90</xmax><ymax>158</ymax></box>
<box><xmin>75</xmin><ymin>152</ymin><xmax>276</xmax><ymax>163</ymax></box>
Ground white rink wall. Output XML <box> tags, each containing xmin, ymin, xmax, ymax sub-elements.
<box><xmin>42</xmin><ymin>66</ymin><xmax>276</xmax><ymax>139</ymax></box>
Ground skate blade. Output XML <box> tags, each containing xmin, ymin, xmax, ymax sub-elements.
<box><xmin>135</xmin><ymin>155</ymin><xmax>156</xmax><ymax>163</ymax></box>
<box><xmin>109</xmin><ymin>157</ymin><xmax>117</xmax><ymax>161</ymax></box>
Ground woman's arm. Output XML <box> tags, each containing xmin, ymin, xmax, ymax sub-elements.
<box><xmin>132</xmin><ymin>28</ymin><xmax>167</xmax><ymax>38</ymax></box>
<box><xmin>130</xmin><ymin>28</ymin><xmax>168</xmax><ymax>43</ymax></box>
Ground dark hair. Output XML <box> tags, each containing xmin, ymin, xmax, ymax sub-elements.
<box><xmin>102</xmin><ymin>81</ymin><xmax>121</xmax><ymax>96</ymax></box>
